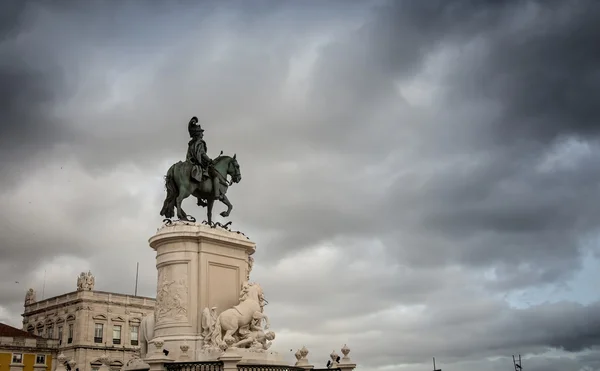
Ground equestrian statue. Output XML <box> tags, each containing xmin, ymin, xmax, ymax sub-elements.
<box><xmin>160</xmin><ymin>116</ymin><xmax>242</xmax><ymax>225</ymax></box>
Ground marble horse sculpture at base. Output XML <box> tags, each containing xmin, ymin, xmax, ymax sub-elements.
<box><xmin>139</xmin><ymin>313</ymin><xmax>155</xmax><ymax>359</ymax></box>
<box><xmin>208</xmin><ymin>282</ymin><xmax>270</xmax><ymax>349</ymax></box>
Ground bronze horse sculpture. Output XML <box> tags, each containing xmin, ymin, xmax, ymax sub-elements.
<box><xmin>160</xmin><ymin>154</ymin><xmax>241</xmax><ymax>225</ymax></box>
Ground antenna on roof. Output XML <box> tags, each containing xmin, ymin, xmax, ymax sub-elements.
<box><xmin>42</xmin><ymin>269</ymin><xmax>47</xmax><ymax>300</ymax></box>
<box><xmin>433</xmin><ymin>357</ymin><xmax>441</xmax><ymax>371</ymax></box>
<box><xmin>134</xmin><ymin>262</ymin><xmax>139</xmax><ymax>296</ymax></box>
<box><xmin>513</xmin><ymin>355</ymin><xmax>522</xmax><ymax>371</ymax></box>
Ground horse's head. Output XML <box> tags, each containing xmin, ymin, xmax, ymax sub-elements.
<box><xmin>226</xmin><ymin>154</ymin><xmax>242</xmax><ymax>184</ymax></box>
<box><xmin>213</xmin><ymin>154</ymin><xmax>242</xmax><ymax>184</ymax></box>
<box><xmin>244</xmin><ymin>282</ymin><xmax>264</xmax><ymax>303</ymax></box>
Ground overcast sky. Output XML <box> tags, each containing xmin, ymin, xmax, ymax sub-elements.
<box><xmin>1</xmin><ymin>0</ymin><xmax>600</xmax><ymax>370</ymax></box>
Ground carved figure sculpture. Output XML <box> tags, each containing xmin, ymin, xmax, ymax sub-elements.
<box><xmin>24</xmin><ymin>288</ymin><xmax>36</xmax><ymax>305</ymax></box>
<box><xmin>239</xmin><ymin>281</ymin><xmax>250</xmax><ymax>301</ymax></box>
<box><xmin>201</xmin><ymin>307</ymin><xmax>218</xmax><ymax>348</ymax></box>
<box><xmin>209</xmin><ymin>282</ymin><xmax>271</xmax><ymax>349</ymax></box>
<box><xmin>86</xmin><ymin>271</ymin><xmax>95</xmax><ymax>290</ymax></box>
<box><xmin>159</xmin><ymin>116</ymin><xmax>242</xmax><ymax>225</ymax></box>
<box><xmin>76</xmin><ymin>273</ymin><xmax>85</xmax><ymax>290</ymax></box>
<box><xmin>231</xmin><ymin>318</ymin><xmax>275</xmax><ymax>350</ymax></box>
<box><xmin>76</xmin><ymin>271</ymin><xmax>95</xmax><ymax>291</ymax></box>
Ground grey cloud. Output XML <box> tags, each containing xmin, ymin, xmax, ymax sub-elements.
<box><xmin>1</xmin><ymin>1</ymin><xmax>600</xmax><ymax>370</ymax></box>
<box><xmin>353</xmin><ymin>300</ymin><xmax>600</xmax><ymax>368</ymax></box>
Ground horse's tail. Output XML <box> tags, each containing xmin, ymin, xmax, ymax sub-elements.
<box><xmin>210</xmin><ymin>313</ymin><xmax>223</xmax><ymax>346</ymax></box>
<box><xmin>160</xmin><ymin>165</ymin><xmax>178</xmax><ymax>219</ymax></box>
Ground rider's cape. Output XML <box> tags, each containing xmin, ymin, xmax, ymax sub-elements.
<box><xmin>186</xmin><ymin>138</ymin><xmax>209</xmax><ymax>183</ymax></box>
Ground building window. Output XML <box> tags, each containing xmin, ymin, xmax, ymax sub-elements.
<box><xmin>112</xmin><ymin>325</ymin><xmax>121</xmax><ymax>345</ymax></box>
<box><xmin>94</xmin><ymin>323</ymin><xmax>104</xmax><ymax>343</ymax></box>
<box><xmin>12</xmin><ymin>353</ymin><xmax>23</xmax><ymax>364</ymax></box>
<box><xmin>58</xmin><ymin>326</ymin><xmax>64</xmax><ymax>344</ymax></box>
<box><xmin>36</xmin><ymin>355</ymin><xmax>46</xmax><ymax>365</ymax></box>
<box><xmin>68</xmin><ymin>323</ymin><xmax>74</xmax><ymax>344</ymax></box>
<box><xmin>130</xmin><ymin>325</ymin><xmax>139</xmax><ymax>346</ymax></box>
<box><xmin>92</xmin><ymin>368</ymin><xmax>99</xmax><ymax>371</ymax></box>
<box><xmin>37</xmin><ymin>328</ymin><xmax>43</xmax><ymax>336</ymax></box>
<box><xmin>47</xmin><ymin>326</ymin><xmax>54</xmax><ymax>339</ymax></box>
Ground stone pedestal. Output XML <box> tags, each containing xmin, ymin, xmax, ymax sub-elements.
<box><xmin>218</xmin><ymin>349</ymin><xmax>243</xmax><ymax>371</ymax></box>
<box><xmin>148</xmin><ymin>222</ymin><xmax>256</xmax><ymax>360</ymax></box>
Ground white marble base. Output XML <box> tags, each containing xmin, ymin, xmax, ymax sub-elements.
<box><xmin>148</xmin><ymin>222</ymin><xmax>256</xmax><ymax>362</ymax></box>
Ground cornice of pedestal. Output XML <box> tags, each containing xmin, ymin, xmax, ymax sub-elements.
<box><xmin>149</xmin><ymin>222</ymin><xmax>256</xmax><ymax>255</ymax></box>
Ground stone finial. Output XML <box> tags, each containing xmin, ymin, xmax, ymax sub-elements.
<box><xmin>294</xmin><ymin>350</ymin><xmax>302</xmax><ymax>364</ymax></box>
<box><xmin>330</xmin><ymin>350</ymin><xmax>339</xmax><ymax>367</ymax></box>
<box><xmin>68</xmin><ymin>359</ymin><xmax>77</xmax><ymax>368</ymax></box>
<box><xmin>57</xmin><ymin>353</ymin><xmax>66</xmax><ymax>363</ymax></box>
<box><xmin>153</xmin><ymin>338</ymin><xmax>164</xmax><ymax>354</ymax></box>
<box><xmin>180</xmin><ymin>341</ymin><xmax>190</xmax><ymax>359</ymax></box>
<box><xmin>341</xmin><ymin>344</ymin><xmax>351</xmax><ymax>363</ymax></box>
<box><xmin>300</xmin><ymin>346</ymin><xmax>309</xmax><ymax>359</ymax></box>
<box><xmin>295</xmin><ymin>346</ymin><xmax>311</xmax><ymax>368</ymax></box>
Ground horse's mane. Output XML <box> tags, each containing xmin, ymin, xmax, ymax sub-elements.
<box><xmin>215</xmin><ymin>155</ymin><xmax>233</xmax><ymax>163</ymax></box>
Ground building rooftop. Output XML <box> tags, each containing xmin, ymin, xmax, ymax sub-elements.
<box><xmin>0</xmin><ymin>322</ymin><xmax>40</xmax><ymax>339</ymax></box>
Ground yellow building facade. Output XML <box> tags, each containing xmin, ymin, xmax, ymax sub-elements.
<box><xmin>0</xmin><ymin>323</ymin><xmax>58</xmax><ymax>371</ymax></box>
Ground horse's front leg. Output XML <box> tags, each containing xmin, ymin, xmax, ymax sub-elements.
<box><xmin>207</xmin><ymin>199</ymin><xmax>214</xmax><ymax>226</ymax></box>
<box><xmin>253</xmin><ymin>311</ymin><xmax>270</xmax><ymax>330</ymax></box>
<box><xmin>219</xmin><ymin>194</ymin><xmax>233</xmax><ymax>218</ymax></box>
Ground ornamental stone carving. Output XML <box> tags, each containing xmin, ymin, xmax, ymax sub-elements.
<box><xmin>295</xmin><ymin>346</ymin><xmax>310</xmax><ymax>367</ymax></box>
<box><xmin>180</xmin><ymin>342</ymin><xmax>190</xmax><ymax>359</ymax></box>
<box><xmin>329</xmin><ymin>350</ymin><xmax>340</xmax><ymax>368</ymax></box>
<box><xmin>341</xmin><ymin>344</ymin><xmax>351</xmax><ymax>363</ymax></box>
<box><xmin>201</xmin><ymin>307</ymin><xmax>218</xmax><ymax>348</ymax></box>
<box><xmin>25</xmin><ymin>288</ymin><xmax>36</xmax><ymax>305</ymax></box>
<box><xmin>76</xmin><ymin>271</ymin><xmax>95</xmax><ymax>291</ymax></box>
<box><xmin>205</xmin><ymin>281</ymin><xmax>275</xmax><ymax>351</ymax></box>
<box><xmin>246</xmin><ymin>256</ymin><xmax>254</xmax><ymax>281</ymax></box>
<box><xmin>155</xmin><ymin>266</ymin><xmax>188</xmax><ymax>322</ymax></box>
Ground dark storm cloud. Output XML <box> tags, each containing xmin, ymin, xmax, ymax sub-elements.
<box><xmin>227</xmin><ymin>0</ymin><xmax>600</xmax><ymax>286</ymax></box>
<box><xmin>1</xmin><ymin>1</ymin><xmax>600</xmax><ymax>371</ymax></box>
<box><xmin>367</xmin><ymin>0</ymin><xmax>600</xmax><ymax>290</ymax></box>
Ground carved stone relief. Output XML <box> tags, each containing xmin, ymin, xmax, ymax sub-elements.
<box><xmin>246</xmin><ymin>256</ymin><xmax>254</xmax><ymax>281</ymax></box>
<box><xmin>155</xmin><ymin>264</ymin><xmax>188</xmax><ymax>323</ymax></box>
<box><xmin>200</xmin><ymin>307</ymin><xmax>218</xmax><ymax>348</ymax></box>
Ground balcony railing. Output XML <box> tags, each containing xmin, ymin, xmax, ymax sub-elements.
<box><xmin>165</xmin><ymin>361</ymin><xmax>223</xmax><ymax>371</ymax></box>
<box><xmin>237</xmin><ymin>366</ymin><xmax>306</xmax><ymax>371</ymax></box>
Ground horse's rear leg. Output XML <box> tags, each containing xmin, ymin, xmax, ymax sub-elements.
<box><xmin>223</xmin><ymin>329</ymin><xmax>236</xmax><ymax>346</ymax></box>
<box><xmin>176</xmin><ymin>186</ymin><xmax>193</xmax><ymax>221</ymax></box>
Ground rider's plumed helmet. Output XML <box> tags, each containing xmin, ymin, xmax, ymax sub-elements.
<box><xmin>188</xmin><ymin>116</ymin><xmax>204</xmax><ymax>137</ymax></box>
